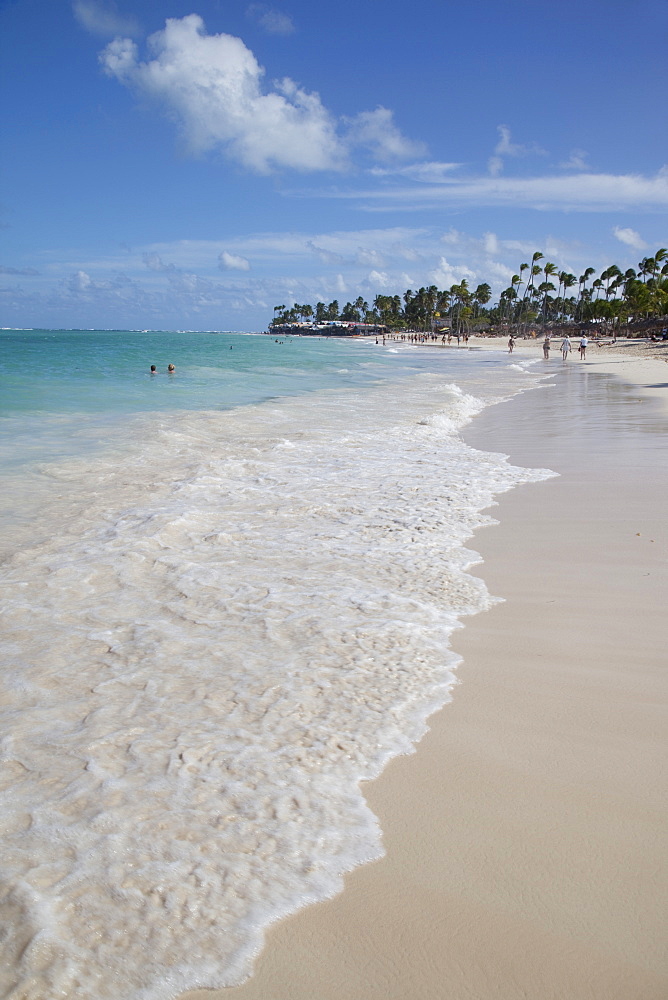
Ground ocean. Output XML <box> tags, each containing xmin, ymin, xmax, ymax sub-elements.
<box><xmin>0</xmin><ymin>330</ymin><xmax>553</xmax><ymax>1000</ymax></box>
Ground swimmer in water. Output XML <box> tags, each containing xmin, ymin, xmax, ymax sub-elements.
<box><xmin>167</xmin><ymin>364</ymin><xmax>175</xmax><ymax>373</ymax></box>
<box><xmin>150</xmin><ymin>365</ymin><xmax>157</xmax><ymax>373</ymax></box>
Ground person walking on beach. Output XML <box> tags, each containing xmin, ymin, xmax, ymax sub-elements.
<box><xmin>543</xmin><ymin>335</ymin><xmax>551</xmax><ymax>360</ymax></box>
<box><xmin>561</xmin><ymin>336</ymin><xmax>571</xmax><ymax>361</ymax></box>
<box><xmin>508</xmin><ymin>335</ymin><xmax>515</xmax><ymax>353</ymax></box>
<box><xmin>579</xmin><ymin>334</ymin><xmax>588</xmax><ymax>359</ymax></box>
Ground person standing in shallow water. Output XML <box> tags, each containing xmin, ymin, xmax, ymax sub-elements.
<box><xmin>561</xmin><ymin>336</ymin><xmax>571</xmax><ymax>361</ymax></box>
<box><xmin>579</xmin><ymin>334</ymin><xmax>588</xmax><ymax>359</ymax></box>
<box><xmin>508</xmin><ymin>335</ymin><xmax>515</xmax><ymax>353</ymax></box>
<box><xmin>543</xmin><ymin>335</ymin><xmax>551</xmax><ymax>360</ymax></box>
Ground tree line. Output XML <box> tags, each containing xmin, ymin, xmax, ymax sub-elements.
<box><xmin>272</xmin><ymin>248</ymin><xmax>668</xmax><ymax>332</ymax></box>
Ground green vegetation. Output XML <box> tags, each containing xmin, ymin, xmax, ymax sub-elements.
<box><xmin>272</xmin><ymin>249</ymin><xmax>668</xmax><ymax>333</ymax></box>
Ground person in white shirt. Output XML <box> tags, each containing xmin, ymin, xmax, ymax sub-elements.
<box><xmin>561</xmin><ymin>336</ymin><xmax>571</xmax><ymax>360</ymax></box>
<box><xmin>579</xmin><ymin>335</ymin><xmax>588</xmax><ymax>359</ymax></box>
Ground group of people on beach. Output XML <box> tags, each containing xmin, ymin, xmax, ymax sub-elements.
<box><xmin>508</xmin><ymin>334</ymin><xmax>588</xmax><ymax>360</ymax></box>
<box><xmin>150</xmin><ymin>364</ymin><xmax>176</xmax><ymax>374</ymax></box>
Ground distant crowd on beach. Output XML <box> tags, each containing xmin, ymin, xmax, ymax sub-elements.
<box><xmin>375</xmin><ymin>331</ymin><xmax>473</xmax><ymax>347</ymax></box>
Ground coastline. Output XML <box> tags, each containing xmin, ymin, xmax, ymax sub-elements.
<box><xmin>179</xmin><ymin>348</ymin><xmax>667</xmax><ymax>1000</ymax></box>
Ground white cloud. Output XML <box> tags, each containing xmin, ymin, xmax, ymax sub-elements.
<box><xmin>485</xmin><ymin>259</ymin><xmax>515</xmax><ymax>282</ymax></box>
<box><xmin>101</xmin><ymin>36</ymin><xmax>138</xmax><ymax>78</ymax></box>
<box><xmin>560</xmin><ymin>149</ymin><xmax>588</xmax><ymax>170</ymax></box>
<box><xmin>100</xmin><ymin>15</ymin><xmax>419</xmax><ymax>174</ymax></box>
<box><xmin>366</xmin><ymin>270</ymin><xmax>392</xmax><ymax>288</ymax></box>
<box><xmin>219</xmin><ymin>251</ymin><xmax>251</xmax><ymax>271</ymax></box>
<box><xmin>143</xmin><ymin>252</ymin><xmax>176</xmax><ymax>272</ymax></box>
<box><xmin>66</xmin><ymin>269</ymin><xmax>132</xmax><ymax>294</ymax></box>
<box><xmin>369</xmin><ymin>161</ymin><xmax>461</xmax><ymax>183</ymax></box>
<box><xmin>68</xmin><ymin>269</ymin><xmax>93</xmax><ymax>292</ymax></box>
<box><xmin>324</xmin><ymin>168</ymin><xmax>668</xmax><ymax>212</ymax></box>
<box><xmin>0</xmin><ymin>264</ymin><xmax>40</xmax><ymax>275</ymax></box>
<box><xmin>167</xmin><ymin>271</ymin><xmax>214</xmax><ymax>293</ymax></box>
<box><xmin>101</xmin><ymin>15</ymin><xmax>345</xmax><ymax>173</ymax></box>
<box><xmin>488</xmin><ymin>124</ymin><xmax>547</xmax><ymax>176</ymax></box>
<box><xmin>246</xmin><ymin>4</ymin><xmax>295</xmax><ymax>36</ymax></box>
<box><xmin>72</xmin><ymin>0</ymin><xmax>140</xmax><ymax>38</ymax></box>
<box><xmin>428</xmin><ymin>256</ymin><xmax>477</xmax><ymax>289</ymax></box>
<box><xmin>14</xmin><ymin>221</ymin><xmax>657</xmax><ymax>333</ymax></box>
<box><xmin>306</xmin><ymin>241</ymin><xmax>346</xmax><ymax>265</ymax></box>
<box><xmin>356</xmin><ymin>247</ymin><xmax>385</xmax><ymax>267</ymax></box>
<box><xmin>441</xmin><ymin>228</ymin><xmax>461</xmax><ymax>245</ymax></box>
<box><xmin>612</xmin><ymin>226</ymin><xmax>647</xmax><ymax>250</ymax></box>
<box><xmin>482</xmin><ymin>231</ymin><xmax>499</xmax><ymax>255</ymax></box>
<box><xmin>345</xmin><ymin>108</ymin><xmax>426</xmax><ymax>163</ymax></box>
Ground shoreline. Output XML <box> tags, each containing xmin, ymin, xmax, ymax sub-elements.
<box><xmin>181</xmin><ymin>352</ymin><xmax>668</xmax><ymax>1000</ymax></box>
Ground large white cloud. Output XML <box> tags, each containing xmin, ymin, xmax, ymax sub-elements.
<box><xmin>100</xmin><ymin>15</ymin><xmax>418</xmax><ymax>174</ymax></box>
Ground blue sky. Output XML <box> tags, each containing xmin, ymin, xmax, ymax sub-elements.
<box><xmin>1</xmin><ymin>0</ymin><xmax>666</xmax><ymax>330</ymax></box>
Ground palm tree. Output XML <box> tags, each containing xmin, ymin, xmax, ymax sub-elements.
<box><xmin>638</xmin><ymin>257</ymin><xmax>656</xmax><ymax>283</ymax></box>
<box><xmin>601</xmin><ymin>265</ymin><xmax>622</xmax><ymax>300</ymax></box>
<box><xmin>354</xmin><ymin>295</ymin><xmax>368</xmax><ymax>318</ymax></box>
<box><xmin>473</xmin><ymin>282</ymin><xmax>492</xmax><ymax>319</ymax></box>
<box><xmin>518</xmin><ymin>252</ymin><xmax>543</xmax><ymax>333</ymax></box>
<box><xmin>540</xmin><ymin>263</ymin><xmax>558</xmax><ymax>322</ymax></box>
<box><xmin>574</xmin><ymin>268</ymin><xmax>595</xmax><ymax>322</ymax></box>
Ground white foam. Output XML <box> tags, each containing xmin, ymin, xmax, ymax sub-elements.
<box><xmin>0</xmin><ymin>374</ymin><xmax>554</xmax><ymax>999</ymax></box>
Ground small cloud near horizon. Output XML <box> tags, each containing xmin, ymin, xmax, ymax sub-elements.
<box><xmin>219</xmin><ymin>251</ymin><xmax>251</xmax><ymax>272</ymax></box>
<box><xmin>0</xmin><ymin>264</ymin><xmax>40</xmax><ymax>275</ymax></box>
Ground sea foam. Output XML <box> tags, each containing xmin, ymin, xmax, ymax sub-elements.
<box><xmin>0</xmin><ymin>369</ymin><xmax>554</xmax><ymax>999</ymax></box>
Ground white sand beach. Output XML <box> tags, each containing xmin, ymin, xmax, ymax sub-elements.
<box><xmin>180</xmin><ymin>346</ymin><xmax>667</xmax><ymax>1000</ymax></box>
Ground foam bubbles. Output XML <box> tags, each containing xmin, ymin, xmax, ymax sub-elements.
<box><xmin>0</xmin><ymin>372</ymin><xmax>554</xmax><ymax>999</ymax></box>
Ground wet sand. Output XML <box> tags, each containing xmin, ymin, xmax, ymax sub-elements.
<box><xmin>180</xmin><ymin>356</ymin><xmax>667</xmax><ymax>1000</ymax></box>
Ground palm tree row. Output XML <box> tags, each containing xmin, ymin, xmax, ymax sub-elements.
<box><xmin>271</xmin><ymin>249</ymin><xmax>668</xmax><ymax>332</ymax></box>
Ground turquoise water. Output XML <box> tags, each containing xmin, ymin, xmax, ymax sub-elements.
<box><xmin>0</xmin><ymin>327</ymin><xmax>511</xmax><ymax>486</ymax></box>
<box><xmin>1</xmin><ymin>328</ymin><xmax>439</xmax><ymax>416</ymax></box>
<box><xmin>0</xmin><ymin>329</ymin><xmax>552</xmax><ymax>1000</ymax></box>
<box><xmin>0</xmin><ymin>328</ymin><xmax>478</xmax><ymax>468</ymax></box>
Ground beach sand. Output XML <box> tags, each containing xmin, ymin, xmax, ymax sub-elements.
<box><xmin>180</xmin><ymin>351</ymin><xmax>667</xmax><ymax>1000</ymax></box>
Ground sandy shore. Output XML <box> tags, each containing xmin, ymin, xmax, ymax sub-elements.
<box><xmin>180</xmin><ymin>350</ymin><xmax>667</xmax><ymax>1000</ymax></box>
<box><xmin>473</xmin><ymin>334</ymin><xmax>668</xmax><ymax>416</ymax></box>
